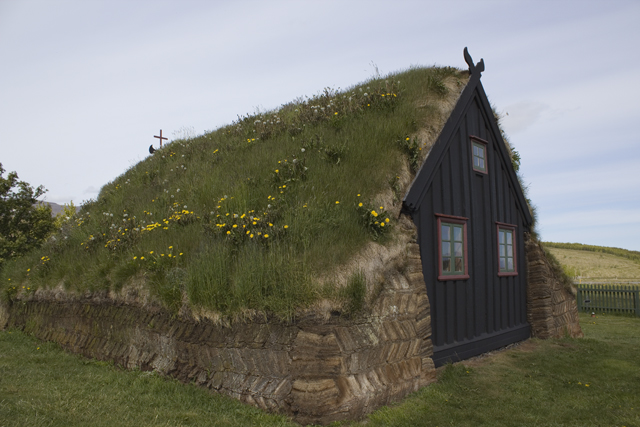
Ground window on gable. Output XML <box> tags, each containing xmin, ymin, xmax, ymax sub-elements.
<box><xmin>470</xmin><ymin>136</ymin><xmax>488</xmax><ymax>174</ymax></box>
<box><xmin>497</xmin><ymin>223</ymin><xmax>518</xmax><ymax>276</ymax></box>
<box><xmin>437</xmin><ymin>215</ymin><xmax>469</xmax><ymax>281</ymax></box>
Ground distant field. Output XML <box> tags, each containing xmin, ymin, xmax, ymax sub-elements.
<box><xmin>545</xmin><ymin>246</ymin><xmax>640</xmax><ymax>282</ymax></box>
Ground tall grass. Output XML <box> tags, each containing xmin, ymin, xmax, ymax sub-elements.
<box><xmin>1</xmin><ymin>67</ymin><xmax>465</xmax><ymax>319</ymax></box>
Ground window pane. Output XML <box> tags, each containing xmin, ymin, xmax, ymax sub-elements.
<box><xmin>478</xmin><ymin>159</ymin><xmax>484</xmax><ymax>169</ymax></box>
<box><xmin>454</xmin><ymin>242</ymin><xmax>463</xmax><ymax>257</ymax></box>
<box><xmin>507</xmin><ymin>245</ymin><xmax>513</xmax><ymax>257</ymax></box>
<box><xmin>499</xmin><ymin>230</ymin><xmax>505</xmax><ymax>243</ymax></box>
<box><xmin>442</xmin><ymin>242</ymin><xmax>451</xmax><ymax>256</ymax></box>
<box><xmin>500</xmin><ymin>257</ymin><xmax>506</xmax><ymax>270</ymax></box>
<box><xmin>453</xmin><ymin>226</ymin><xmax>463</xmax><ymax>242</ymax></box>
<box><xmin>477</xmin><ymin>146</ymin><xmax>484</xmax><ymax>157</ymax></box>
<box><xmin>455</xmin><ymin>257</ymin><xmax>463</xmax><ymax>272</ymax></box>
<box><xmin>499</xmin><ymin>245</ymin><xmax>505</xmax><ymax>257</ymax></box>
<box><xmin>441</xmin><ymin>225</ymin><xmax>450</xmax><ymax>241</ymax></box>
<box><xmin>507</xmin><ymin>258</ymin><xmax>514</xmax><ymax>271</ymax></box>
<box><xmin>473</xmin><ymin>146</ymin><xmax>479</xmax><ymax>156</ymax></box>
<box><xmin>474</xmin><ymin>157</ymin><xmax>480</xmax><ymax>168</ymax></box>
<box><xmin>443</xmin><ymin>258</ymin><xmax>451</xmax><ymax>272</ymax></box>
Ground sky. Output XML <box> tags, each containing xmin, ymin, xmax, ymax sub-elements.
<box><xmin>1</xmin><ymin>0</ymin><xmax>639</xmax><ymax>251</ymax></box>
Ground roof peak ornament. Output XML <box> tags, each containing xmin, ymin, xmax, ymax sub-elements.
<box><xmin>463</xmin><ymin>47</ymin><xmax>484</xmax><ymax>75</ymax></box>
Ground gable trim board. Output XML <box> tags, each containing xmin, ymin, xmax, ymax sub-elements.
<box><xmin>403</xmin><ymin>50</ymin><xmax>534</xmax><ymax>367</ymax></box>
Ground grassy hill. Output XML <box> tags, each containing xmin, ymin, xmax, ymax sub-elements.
<box><xmin>543</xmin><ymin>242</ymin><xmax>640</xmax><ymax>282</ymax></box>
<box><xmin>1</xmin><ymin>67</ymin><xmax>468</xmax><ymax>320</ymax></box>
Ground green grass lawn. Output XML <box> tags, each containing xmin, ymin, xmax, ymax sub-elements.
<box><xmin>1</xmin><ymin>313</ymin><xmax>639</xmax><ymax>426</ymax></box>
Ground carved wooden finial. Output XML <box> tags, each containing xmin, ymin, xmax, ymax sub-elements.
<box><xmin>463</xmin><ymin>47</ymin><xmax>484</xmax><ymax>75</ymax></box>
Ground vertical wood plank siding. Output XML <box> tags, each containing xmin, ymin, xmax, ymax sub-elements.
<box><xmin>415</xmin><ymin>86</ymin><xmax>531</xmax><ymax>366</ymax></box>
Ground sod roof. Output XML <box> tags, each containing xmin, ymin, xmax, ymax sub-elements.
<box><xmin>1</xmin><ymin>66</ymin><xmax>470</xmax><ymax>320</ymax></box>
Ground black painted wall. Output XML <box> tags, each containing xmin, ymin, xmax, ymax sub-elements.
<box><xmin>406</xmin><ymin>78</ymin><xmax>532</xmax><ymax>366</ymax></box>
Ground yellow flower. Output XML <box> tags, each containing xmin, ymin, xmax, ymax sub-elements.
<box><xmin>357</xmin><ymin>194</ymin><xmax>361</xmax><ymax>197</ymax></box>
<box><xmin>358</xmin><ymin>202</ymin><xmax>363</xmax><ymax>207</ymax></box>
<box><xmin>284</xmin><ymin>225</ymin><xmax>288</xmax><ymax>229</ymax></box>
<box><xmin>141</xmin><ymin>256</ymin><xmax>145</xmax><ymax>260</ymax></box>
<box><xmin>336</xmin><ymin>201</ymin><xmax>340</xmax><ymax>204</ymax></box>
<box><xmin>133</xmin><ymin>256</ymin><xmax>137</xmax><ymax>260</ymax></box>
<box><xmin>380</xmin><ymin>222</ymin><xmax>385</xmax><ymax>227</ymax></box>
<box><xmin>264</xmin><ymin>234</ymin><xmax>269</xmax><ymax>238</ymax></box>
<box><xmin>227</xmin><ymin>230</ymin><xmax>231</xmax><ymax>234</ymax></box>
<box><xmin>232</xmin><ymin>224</ymin><xmax>238</xmax><ymax>228</ymax></box>
<box><xmin>169</xmin><ymin>246</ymin><xmax>173</xmax><ymax>249</ymax></box>
<box><xmin>371</xmin><ymin>210</ymin><xmax>378</xmax><ymax>217</ymax></box>
<box><xmin>250</xmin><ymin>234</ymin><xmax>254</xmax><ymax>238</ymax></box>
<box><xmin>179</xmin><ymin>253</ymin><xmax>183</xmax><ymax>256</ymax></box>
<box><xmin>334</xmin><ymin>112</ymin><xmax>338</xmax><ymax>115</ymax></box>
<box><xmin>385</xmin><ymin>218</ymin><xmax>390</xmax><ymax>223</ymax></box>
<box><xmin>150</xmin><ymin>251</ymin><xmax>154</xmax><ymax>254</ymax></box>
<box><xmin>275</xmin><ymin>169</ymin><xmax>279</xmax><ymax>173</ymax></box>
<box><xmin>406</xmin><ymin>137</ymin><xmax>410</xmax><ymax>141</ymax></box>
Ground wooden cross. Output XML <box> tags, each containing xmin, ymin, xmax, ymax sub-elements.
<box><xmin>154</xmin><ymin>129</ymin><xmax>168</xmax><ymax>147</ymax></box>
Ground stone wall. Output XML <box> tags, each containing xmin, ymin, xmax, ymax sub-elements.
<box><xmin>0</xmin><ymin>238</ymin><xmax>434</xmax><ymax>426</ymax></box>
<box><xmin>525</xmin><ymin>233</ymin><xmax>583</xmax><ymax>339</ymax></box>
<box><xmin>0</xmin><ymin>228</ymin><xmax>584</xmax><ymax>424</ymax></box>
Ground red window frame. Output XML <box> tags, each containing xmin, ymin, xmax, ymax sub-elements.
<box><xmin>496</xmin><ymin>222</ymin><xmax>518</xmax><ymax>276</ymax></box>
<box><xmin>436</xmin><ymin>214</ymin><xmax>469</xmax><ymax>281</ymax></box>
<box><xmin>470</xmin><ymin>136</ymin><xmax>488</xmax><ymax>174</ymax></box>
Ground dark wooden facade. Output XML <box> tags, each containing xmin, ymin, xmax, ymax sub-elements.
<box><xmin>403</xmin><ymin>50</ymin><xmax>533</xmax><ymax>366</ymax></box>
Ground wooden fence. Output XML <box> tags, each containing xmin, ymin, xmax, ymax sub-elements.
<box><xmin>576</xmin><ymin>284</ymin><xmax>640</xmax><ymax>317</ymax></box>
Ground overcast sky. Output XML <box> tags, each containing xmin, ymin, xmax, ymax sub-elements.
<box><xmin>1</xmin><ymin>0</ymin><xmax>639</xmax><ymax>250</ymax></box>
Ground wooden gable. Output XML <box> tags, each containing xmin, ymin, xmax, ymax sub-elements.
<box><xmin>403</xmin><ymin>49</ymin><xmax>533</xmax><ymax>366</ymax></box>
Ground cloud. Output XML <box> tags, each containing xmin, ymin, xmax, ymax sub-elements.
<box><xmin>499</xmin><ymin>101</ymin><xmax>549</xmax><ymax>134</ymax></box>
<box><xmin>83</xmin><ymin>186</ymin><xmax>100</xmax><ymax>195</ymax></box>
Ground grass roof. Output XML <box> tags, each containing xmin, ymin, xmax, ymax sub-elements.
<box><xmin>1</xmin><ymin>66</ymin><xmax>469</xmax><ymax>320</ymax></box>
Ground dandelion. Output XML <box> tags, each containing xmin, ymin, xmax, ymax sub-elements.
<box><xmin>227</xmin><ymin>231</ymin><xmax>231</xmax><ymax>234</ymax></box>
<box><xmin>336</xmin><ymin>201</ymin><xmax>340</xmax><ymax>204</ymax></box>
<box><xmin>179</xmin><ymin>253</ymin><xmax>183</xmax><ymax>256</ymax></box>
<box><xmin>284</xmin><ymin>225</ymin><xmax>289</xmax><ymax>229</ymax></box>
<box><xmin>358</xmin><ymin>202</ymin><xmax>363</xmax><ymax>207</ymax></box>
<box><xmin>264</xmin><ymin>234</ymin><xmax>269</xmax><ymax>238</ymax></box>
<box><xmin>275</xmin><ymin>169</ymin><xmax>279</xmax><ymax>173</ymax></box>
<box><xmin>250</xmin><ymin>234</ymin><xmax>254</xmax><ymax>238</ymax></box>
<box><xmin>385</xmin><ymin>218</ymin><xmax>390</xmax><ymax>223</ymax></box>
<box><xmin>141</xmin><ymin>256</ymin><xmax>145</xmax><ymax>260</ymax></box>
<box><xmin>150</xmin><ymin>251</ymin><xmax>154</xmax><ymax>254</ymax></box>
<box><xmin>371</xmin><ymin>210</ymin><xmax>378</xmax><ymax>217</ymax></box>
<box><xmin>133</xmin><ymin>256</ymin><xmax>137</xmax><ymax>260</ymax></box>
<box><xmin>232</xmin><ymin>224</ymin><xmax>238</xmax><ymax>228</ymax></box>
